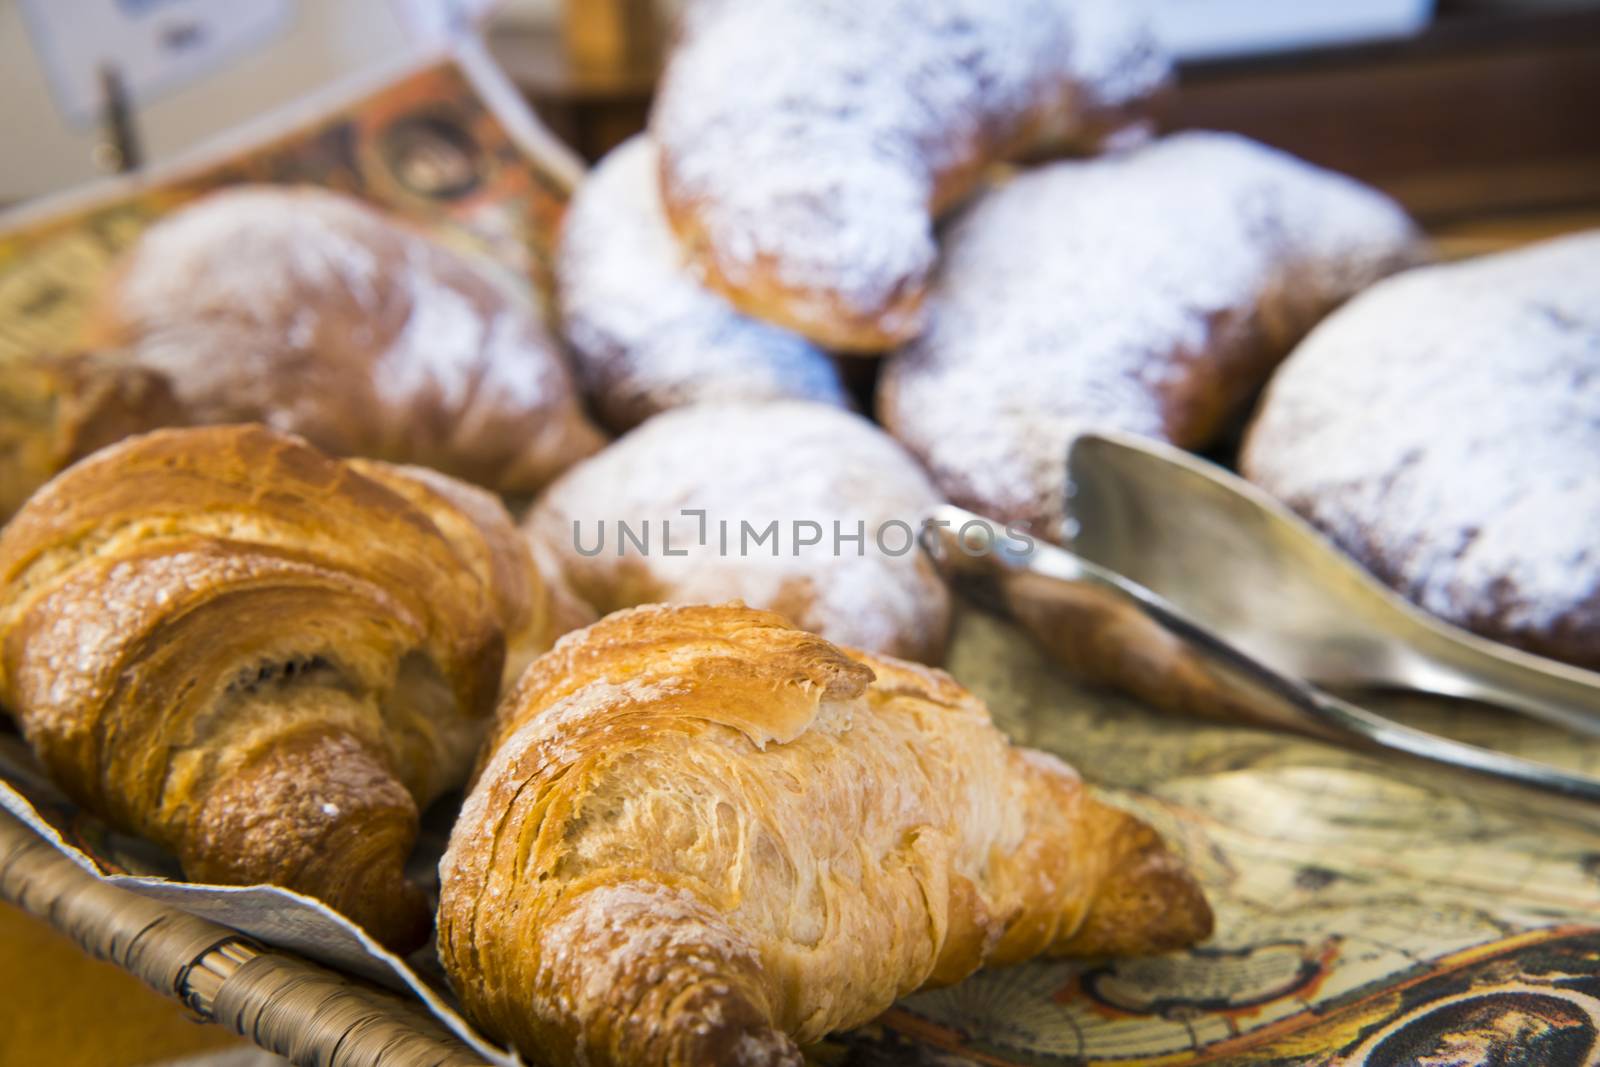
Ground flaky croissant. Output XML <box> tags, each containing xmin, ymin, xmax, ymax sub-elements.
<box><xmin>0</xmin><ymin>351</ymin><xmax>183</xmax><ymax>523</ymax></box>
<box><xmin>0</xmin><ymin>425</ymin><xmax>534</xmax><ymax>949</ymax></box>
<box><xmin>439</xmin><ymin>603</ymin><xmax>1211</xmax><ymax>1065</ymax></box>
<box><xmin>347</xmin><ymin>458</ymin><xmax>555</xmax><ymax>690</ymax></box>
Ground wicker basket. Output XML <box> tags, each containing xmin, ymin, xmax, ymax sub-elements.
<box><xmin>0</xmin><ymin>808</ymin><xmax>487</xmax><ymax>1067</ymax></box>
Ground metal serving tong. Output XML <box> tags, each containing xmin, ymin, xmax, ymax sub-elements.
<box><xmin>923</xmin><ymin>432</ymin><xmax>1600</xmax><ymax>821</ymax></box>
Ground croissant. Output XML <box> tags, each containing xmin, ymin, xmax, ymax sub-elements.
<box><xmin>439</xmin><ymin>603</ymin><xmax>1212</xmax><ymax>1065</ymax></box>
<box><xmin>0</xmin><ymin>351</ymin><xmax>182</xmax><ymax>523</ymax></box>
<box><xmin>0</xmin><ymin>425</ymin><xmax>524</xmax><ymax>949</ymax></box>
<box><xmin>347</xmin><ymin>458</ymin><xmax>554</xmax><ymax>689</ymax></box>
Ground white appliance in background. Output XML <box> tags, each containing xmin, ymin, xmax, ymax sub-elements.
<box><xmin>1146</xmin><ymin>0</ymin><xmax>1436</xmax><ymax>60</ymax></box>
<box><xmin>0</xmin><ymin>0</ymin><xmax>497</xmax><ymax>204</ymax></box>
<box><xmin>19</xmin><ymin>0</ymin><xmax>295</xmax><ymax>127</ymax></box>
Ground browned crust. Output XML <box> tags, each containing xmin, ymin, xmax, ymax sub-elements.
<box><xmin>347</xmin><ymin>459</ymin><xmax>570</xmax><ymax>688</ymax></box>
<box><xmin>658</xmin><ymin>185</ymin><xmax>926</xmax><ymax>354</ymax></box>
<box><xmin>0</xmin><ymin>425</ymin><xmax>507</xmax><ymax>949</ymax></box>
<box><xmin>652</xmin><ymin>7</ymin><xmax>1173</xmax><ymax>354</ymax></box>
<box><xmin>80</xmin><ymin>186</ymin><xmax>606</xmax><ymax>495</ymax></box>
<box><xmin>0</xmin><ymin>351</ymin><xmax>183</xmax><ymax>523</ymax></box>
<box><xmin>439</xmin><ymin>603</ymin><xmax>1210</xmax><ymax>1064</ymax></box>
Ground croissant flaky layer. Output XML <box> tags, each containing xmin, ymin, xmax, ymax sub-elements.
<box><xmin>439</xmin><ymin>603</ymin><xmax>1212</xmax><ymax>1065</ymax></box>
<box><xmin>0</xmin><ymin>425</ymin><xmax>531</xmax><ymax>948</ymax></box>
<box><xmin>0</xmin><ymin>351</ymin><xmax>183</xmax><ymax>523</ymax></box>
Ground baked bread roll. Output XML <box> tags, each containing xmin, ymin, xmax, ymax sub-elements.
<box><xmin>526</xmin><ymin>401</ymin><xmax>951</xmax><ymax>662</ymax></box>
<box><xmin>82</xmin><ymin>185</ymin><xmax>604</xmax><ymax>496</ymax></box>
<box><xmin>438</xmin><ymin>603</ymin><xmax>1212</xmax><ymax>1066</ymax></box>
<box><xmin>879</xmin><ymin>132</ymin><xmax>1422</xmax><ymax>542</ymax></box>
<box><xmin>652</xmin><ymin>0</ymin><xmax>1171</xmax><ymax>351</ymax></box>
<box><xmin>558</xmin><ymin>135</ymin><xmax>849</xmax><ymax>432</ymax></box>
<box><xmin>0</xmin><ymin>425</ymin><xmax>521</xmax><ymax>949</ymax></box>
<box><xmin>1243</xmin><ymin>232</ymin><xmax>1600</xmax><ymax>670</ymax></box>
<box><xmin>0</xmin><ymin>352</ymin><xmax>181</xmax><ymax>523</ymax></box>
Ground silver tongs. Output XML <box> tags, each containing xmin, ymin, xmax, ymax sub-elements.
<box><xmin>924</xmin><ymin>432</ymin><xmax>1600</xmax><ymax>823</ymax></box>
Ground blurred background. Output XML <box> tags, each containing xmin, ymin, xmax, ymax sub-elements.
<box><xmin>2</xmin><ymin>0</ymin><xmax>1599</xmax><ymax>252</ymax></box>
<box><xmin>0</xmin><ymin>1</ymin><xmax>1597</xmax><ymax>1064</ymax></box>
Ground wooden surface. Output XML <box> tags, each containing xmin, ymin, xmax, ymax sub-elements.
<box><xmin>490</xmin><ymin>25</ymin><xmax>654</xmax><ymax>162</ymax></box>
<box><xmin>1169</xmin><ymin>8</ymin><xmax>1600</xmax><ymax>224</ymax></box>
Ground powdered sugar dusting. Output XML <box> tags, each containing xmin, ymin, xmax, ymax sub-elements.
<box><xmin>508</xmin><ymin>677</ymin><xmax>685</xmax><ymax>772</ymax></box>
<box><xmin>529</xmin><ymin>402</ymin><xmax>950</xmax><ymax>661</ymax></box>
<box><xmin>651</xmin><ymin>0</ymin><xmax>1170</xmax><ymax>333</ymax></box>
<box><xmin>374</xmin><ymin>247</ymin><xmax>489</xmax><ymax>413</ymax></box>
<box><xmin>879</xmin><ymin>131</ymin><xmax>1421</xmax><ymax>541</ymax></box>
<box><xmin>542</xmin><ymin>882</ymin><xmax>763</xmax><ymax>1008</ymax></box>
<box><xmin>1065</xmin><ymin>0</ymin><xmax>1173</xmax><ymax>112</ymax></box>
<box><xmin>95</xmin><ymin>185</ymin><xmax>600</xmax><ymax>494</ymax></box>
<box><xmin>1243</xmin><ymin>231</ymin><xmax>1600</xmax><ymax>666</ymax></box>
<box><xmin>117</xmin><ymin>188</ymin><xmax>384</xmax><ymax>324</ymax></box>
<box><xmin>558</xmin><ymin>135</ymin><xmax>848</xmax><ymax>431</ymax></box>
<box><xmin>19</xmin><ymin>549</ymin><xmax>337</xmax><ymax>729</ymax></box>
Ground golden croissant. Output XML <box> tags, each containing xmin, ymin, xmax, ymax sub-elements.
<box><xmin>0</xmin><ymin>425</ymin><xmax>542</xmax><ymax>949</ymax></box>
<box><xmin>439</xmin><ymin>603</ymin><xmax>1212</xmax><ymax>1065</ymax></box>
<box><xmin>0</xmin><ymin>350</ymin><xmax>182</xmax><ymax>523</ymax></box>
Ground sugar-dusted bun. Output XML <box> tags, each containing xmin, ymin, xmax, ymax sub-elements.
<box><xmin>526</xmin><ymin>402</ymin><xmax>950</xmax><ymax>662</ymax></box>
<box><xmin>557</xmin><ymin>135</ymin><xmax>849</xmax><ymax>432</ymax></box>
<box><xmin>879</xmin><ymin>132</ymin><xmax>1423</xmax><ymax>542</ymax></box>
<box><xmin>652</xmin><ymin>0</ymin><xmax>1171</xmax><ymax>352</ymax></box>
<box><xmin>83</xmin><ymin>185</ymin><xmax>605</xmax><ymax>496</ymax></box>
<box><xmin>1243</xmin><ymin>232</ymin><xmax>1600</xmax><ymax>670</ymax></box>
